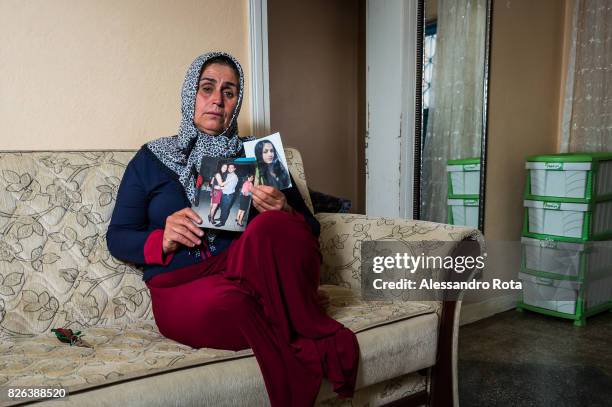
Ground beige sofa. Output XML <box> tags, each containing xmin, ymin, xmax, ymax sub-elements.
<box><xmin>0</xmin><ymin>149</ymin><xmax>482</xmax><ymax>406</ymax></box>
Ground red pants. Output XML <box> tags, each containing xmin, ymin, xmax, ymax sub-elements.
<box><xmin>146</xmin><ymin>210</ymin><xmax>360</xmax><ymax>406</ymax></box>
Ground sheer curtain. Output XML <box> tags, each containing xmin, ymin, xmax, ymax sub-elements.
<box><xmin>560</xmin><ymin>0</ymin><xmax>612</xmax><ymax>152</ymax></box>
<box><xmin>421</xmin><ymin>0</ymin><xmax>487</xmax><ymax>223</ymax></box>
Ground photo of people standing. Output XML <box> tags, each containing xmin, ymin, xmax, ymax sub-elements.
<box><xmin>244</xmin><ymin>132</ymin><xmax>292</xmax><ymax>190</ymax></box>
<box><xmin>217</xmin><ymin>162</ymin><xmax>238</xmax><ymax>227</ymax></box>
<box><xmin>192</xmin><ymin>157</ymin><xmax>256</xmax><ymax>232</ymax></box>
<box><xmin>236</xmin><ymin>173</ymin><xmax>254</xmax><ymax>227</ymax></box>
<box><xmin>208</xmin><ymin>161</ymin><xmax>227</xmax><ymax>224</ymax></box>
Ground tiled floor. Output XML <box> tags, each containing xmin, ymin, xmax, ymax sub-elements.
<box><xmin>458</xmin><ymin>309</ymin><xmax>612</xmax><ymax>407</ymax></box>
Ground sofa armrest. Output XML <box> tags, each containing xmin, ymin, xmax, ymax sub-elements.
<box><xmin>316</xmin><ymin>212</ymin><xmax>483</xmax><ymax>407</ymax></box>
<box><xmin>316</xmin><ymin>212</ymin><xmax>483</xmax><ymax>292</ymax></box>
<box><xmin>430</xmin><ymin>238</ymin><xmax>482</xmax><ymax>407</ymax></box>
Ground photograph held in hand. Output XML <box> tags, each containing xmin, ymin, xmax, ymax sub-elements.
<box><xmin>191</xmin><ymin>156</ymin><xmax>256</xmax><ymax>232</ymax></box>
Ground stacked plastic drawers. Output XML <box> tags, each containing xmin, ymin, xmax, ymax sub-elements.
<box><xmin>517</xmin><ymin>153</ymin><xmax>612</xmax><ymax>326</ymax></box>
<box><xmin>447</xmin><ymin>158</ymin><xmax>480</xmax><ymax>228</ymax></box>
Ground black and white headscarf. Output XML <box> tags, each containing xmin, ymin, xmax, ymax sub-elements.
<box><xmin>147</xmin><ymin>51</ymin><xmax>254</xmax><ymax>203</ymax></box>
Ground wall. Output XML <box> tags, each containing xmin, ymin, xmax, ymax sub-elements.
<box><xmin>0</xmin><ymin>0</ymin><xmax>251</xmax><ymax>150</ymax></box>
<box><xmin>463</xmin><ymin>0</ymin><xmax>567</xmax><ymax>320</ymax></box>
<box><xmin>485</xmin><ymin>0</ymin><xmax>566</xmax><ymax>239</ymax></box>
<box><xmin>557</xmin><ymin>0</ymin><xmax>576</xmax><ymax>149</ymax></box>
<box><xmin>267</xmin><ymin>0</ymin><xmax>364</xmax><ymax>212</ymax></box>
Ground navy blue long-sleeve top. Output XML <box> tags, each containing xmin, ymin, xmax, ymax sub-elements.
<box><xmin>107</xmin><ymin>145</ymin><xmax>320</xmax><ymax>282</ymax></box>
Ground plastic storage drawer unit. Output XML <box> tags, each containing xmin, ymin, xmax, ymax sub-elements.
<box><xmin>523</xmin><ymin>198</ymin><xmax>612</xmax><ymax>241</ymax></box>
<box><xmin>447</xmin><ymin>157</ymin><xmax>481</xmax><ymax>198</ymax></box>
<box><xmin>518</xmin><ymin>272</ymin><xmax>612</xmax><ymax>326</ymax></box>
<box><xmin>525</xmin><ymin>153</ymin><xmax>612</xmax><ymax>202</ymax></box>
<box><xmin>521</xmin><ymin>237</ymin><xmax>612</xmax><ymax>279</ymax></box>
<box><xmin>447</xmin><ymin>198</ymin><xmax>479</xmax><ymax>228</ymax></box>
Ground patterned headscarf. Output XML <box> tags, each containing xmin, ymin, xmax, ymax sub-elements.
<box><xmin>147</xmin><ymin>51</ymin><xmax>254</xmax><ymax>203</ymax></box>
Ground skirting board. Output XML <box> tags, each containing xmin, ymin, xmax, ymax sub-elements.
<box><xmin>459</xmin><ymin>293</ymin><xmax>519</xmax><ymax>326</ymax></box>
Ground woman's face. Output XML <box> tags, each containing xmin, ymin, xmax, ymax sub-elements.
<box><xmin>221</xmin><ymin>164</ymin><xmax>228</xmax><ymax>172</ymax></box>
<box><xmin>262</xmin><ymin>143</ymin><xmax>275</xmax><ymax>164</ymax></box>
<box><xmin>194</xmin><ymin>63</ymin><xmax>239</xmax><ymax>135</ymax></box>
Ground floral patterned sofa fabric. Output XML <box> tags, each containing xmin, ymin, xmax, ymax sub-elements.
<box><xmin>0</xmin><ymin>150</ymin><xmax>483</xmax><ymax>406</ymax></box>
<box><xmin>0</xmin><ymin>151</ymin><xmax>144</xmax><ymax>339</ymax></box>
<box><xmin>1</xmin><ymin>286</ymin><xmax>436</xmax><ymax>393</ymax></box>
<box><xmin>317</xmin><ymin>212</ymin><xmax>482</xmax><ymax>294</ymax></box>
<box><xmin>0</xmin><ymin>148</ymin><xmax>313</xmax><ymax>339</ymax></box>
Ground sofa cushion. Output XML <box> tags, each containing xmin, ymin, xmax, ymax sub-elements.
<box><xmin>317</xmin><ymin>370</ymin><xmax>427</xmax><ymax>407</ymax></box>
<box><xmin>30</xmin><ymin>357</ymin><xmax>429</xmax><ymax>407</ymax></box>
<box><xmin>0</xmin><ymin>285</ymin><xmax>436</xmax><ymax>403</ymax></box>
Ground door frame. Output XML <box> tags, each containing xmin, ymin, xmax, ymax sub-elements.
<box><xmin>248</xmin><ymin>0</ymin><xmax>271</xmax><ymax>136</ymax></box>
<box><xmin>365</xmin><ymin>0</ymin><xmax>418</xmax><ymax>218</ymax></box>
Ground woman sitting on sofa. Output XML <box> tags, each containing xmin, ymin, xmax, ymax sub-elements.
<box><xmin>106</xmin><ymin>51</ymin><xmax>359</xmax><ymax>407</ymax></box>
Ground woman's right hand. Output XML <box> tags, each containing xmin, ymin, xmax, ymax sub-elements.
<box><xmin>163</xmin><ymin>208</ymin><xmax>204</xmax><ymax>254</ymax></box>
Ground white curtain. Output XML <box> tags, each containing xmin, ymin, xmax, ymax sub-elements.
<box><xmin>421</xmin><ymin>0</ymin><xmax>487</xmax><ymax>223</ymax></box>
<box><xmin>560</xmin><ymin>0</ymin><xmax>612</xmax><ymax>152</ymax></box>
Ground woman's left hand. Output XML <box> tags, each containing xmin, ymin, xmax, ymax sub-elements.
<box><xmin>251</xmin><ymin>185</ymin><xmax>293</xmax><ymax>213</ymax></box>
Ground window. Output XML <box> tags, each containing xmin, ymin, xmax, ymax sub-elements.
<box><xmin>423</xmin><ymin>22</ymin><xmax>437</xmax><ymax>110</ymax></box>
<box><xmin>422</xmin><ymin>21</ymin><xmax>437</xmax><ymax>142</ymax></box>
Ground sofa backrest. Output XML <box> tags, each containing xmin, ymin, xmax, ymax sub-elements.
<box><xmin>0</xmin><ymin>148</ymin><xmax>311</xmax><ymax>337</ymax></box>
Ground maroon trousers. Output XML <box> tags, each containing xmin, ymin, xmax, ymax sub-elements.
<box><xmin>145</xmin><ymin>210</ymin><xmax>360</xmax><ymax>406</ymax></box>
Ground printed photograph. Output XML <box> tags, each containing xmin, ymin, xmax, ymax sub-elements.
<box><xmin>243</xmin><ymin>132</ymin><xmax>292</xmax><ymax>190</ymax></box>
<box><xmin>192</xmin><ymin>157</ymin><xmax>256</xmax><ymax>232</ymax></box>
